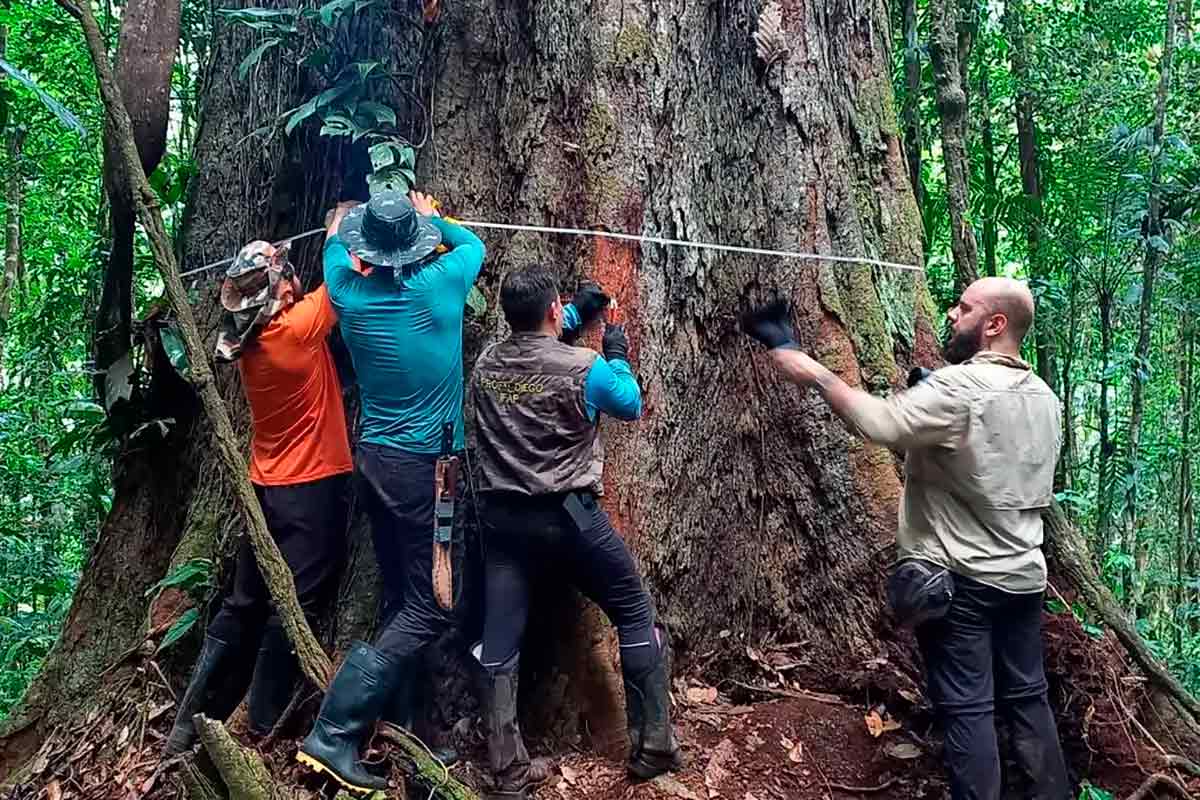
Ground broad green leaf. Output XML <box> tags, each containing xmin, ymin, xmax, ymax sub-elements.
<box><xmin>466</xmin><ymin>285</ymin><xmax>487</xmax><ymax>317</ymax></box>
<box><xmin>161</xmin><ymin>325</ymin><xmax>191</xmax><ymax>378</ymax></box>
<box><xmin>358</xmin><ymin>101</ymin><xmax>397</xmax><ymax>126</ymax></box>
<box><xmin>0</xmin><ymin>57</ymin><xmax>86</xmax><ymax>137</ymax></box>
<box><xmin>284</xmin><ymin>95</ymin><xmax>321</xmax><ymax>136</ymax></box>
<box><xmin>157</xmin><ymin>608</ymin><xmax>200</xmax><ymax>653</ymax></box>
<box><xmin>144</xmin><ymin>559</ymin><xmax>213</xmax><ymax>598</ymax></box>
<box><xmin>237</xmin><ymin>37</ymin><xmax>282</xmax><ymax>81</ymax></box>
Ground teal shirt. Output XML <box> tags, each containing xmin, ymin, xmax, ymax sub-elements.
<box><xmin>324</xmin><ymin>217</ymin><xmax>486</xmax><ymax>453</ymax></box>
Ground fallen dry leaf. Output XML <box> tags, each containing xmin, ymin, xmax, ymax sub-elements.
<box><xmin>884</xmin><ymin>741</ymin><xmax>923</xmax><ymax>760</ymax></box>
<box><xmin>687</xmin><ymin>686</ymin><xmax>719</xmax><ymax>705</ymax></box>
<box><xmin>560</xmin><ymin>765</ymin><xmax>579</xmax><ymax>786</ymax></box>
<box><xmin>704</xmin><ymin>738</ymin><xmax>738</xmax><ymax>792</ymax></box>
<box><xmin>46</xmin><ymin>779</ymin><xmax>62</xmax><ymax>800</ymax></box>
<box><xmin>652</xmin><ymin>775</ymin><xmax>701</xmax><ymax>800</ymax></box>
<box><xmin>787</xmin><ymin>740</ymin><xmax>804</xmax><ymax>763</ymax></box>
<box><xmin>864</xmin><ymin>710</ymin><xmax>901</xmax><ymax>738</ymax></box>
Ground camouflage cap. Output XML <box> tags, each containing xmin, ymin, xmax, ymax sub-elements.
<box><xmin>214</xmin><ymin>240</ymin><xmax>296</xmax><ymax>363</ymax></box>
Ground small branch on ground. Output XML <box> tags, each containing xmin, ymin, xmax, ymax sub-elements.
<box><xmin>1125</xmin><ymin>772</ymin><xmax>1191</xmax><ymax>800</ymax></box>
<box><xmin>54</xmin><ymin>0</ymin><xmax>333</xmax><ymax>689</ymax></box>
<box><xmin>1164</xmin><ymin>754</ymin><xmax>1200</xmax><ymax>776</ymax></box>
<box><xmin>377</xmin><ymin>724</ymin><xmax>480</xmax><ymax>800</ymax></box>
<box><xmin>829</xmin><ymin>777</ymin><xmax>901</xmax><ymax>794</ymax></box>
<box><xmin>727</xmin><ymin>680</ymin><xmax>848</xmax><ymax>707</ymax></box>
<box><xmin>193</xmin><ymin>716</ymin><xmax>275</xmax><ymax>800</ymax></box>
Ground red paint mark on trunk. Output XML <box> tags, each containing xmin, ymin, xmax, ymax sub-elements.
<box><xmin>589</xmin><ymin>197</ymin><xmax>643</xmax><ymax>542</ymax></box>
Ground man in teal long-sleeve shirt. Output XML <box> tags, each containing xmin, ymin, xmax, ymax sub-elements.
<box><xmin>297</xmin><ymin>191</ymin><xmax>485</xmax><ymax>793</ymax></box>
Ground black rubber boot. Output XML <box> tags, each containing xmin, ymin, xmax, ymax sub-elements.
<box><xmin>623</xmin><ymin>640</ymin><xmax>682</xmax><ymax>780</ymax></box>
<box><xmin>382</xmin><ymin>660</ymin><xmax>460</xmax><ymax>767</ymax></box>
<box><xmin>481</xmin><ymin>654</ymin><xmax>550</xmax><ymax>800</ymax></box>
<box><xmin>247</xmin><ymin>617</ymin><xmax>297</xmax><ymax>738</ymax></box>
<box><xmin>164</xmin><ymin>634</ymin><xmax>255</xmax><ymax>756</ymax></box>
<box><xmin>296</xmin><ymin>642</ymin><xmax>401</xmax><ymax>793</ymax></box>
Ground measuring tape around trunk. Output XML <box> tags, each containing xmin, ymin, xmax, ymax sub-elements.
<box><xmin>178</xmin><ymin>219</ymin><xmax>923</xmax><ymax>279</ymax></box>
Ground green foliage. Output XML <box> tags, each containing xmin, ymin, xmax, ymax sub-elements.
<box><xmin>221</xmin><ymin>1</ymin><xmax>417</xmax><ymax>192</ymax></box>
<box><xmin>1077</xmin><ymin>784</ymin><xmax>1115</xmax><ymax>800</ymax></box>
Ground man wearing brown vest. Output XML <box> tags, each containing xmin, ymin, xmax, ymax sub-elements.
<box><xmin>470</xmin><ymin>265</ymin><xmax>682</xmax><ymax>799</ymax></box>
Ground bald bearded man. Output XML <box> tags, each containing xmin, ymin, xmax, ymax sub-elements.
<box><xmin>746</xmin><ymin>277</ymin><xmax>1070</xmax><ymax>800</ymax></box>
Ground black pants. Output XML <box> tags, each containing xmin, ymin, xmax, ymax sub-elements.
<box><xmin>207</xmin><ymin>474</ymin><xmax>349</xmax><ymax>647</ymax></box>
<box><xmin>916</xmin><ymin>575</ymin><xmax>1070</xmax><ymax>800</ymax></box>
<box><xmin>358</xmin><ymin>442</ymin><xmax>461</xmax><ymax>661</ymax></box>
<box><xmin>480</xmin><ymin>491</ymin><xmax>659</xmax><ymax>679</ymax></box>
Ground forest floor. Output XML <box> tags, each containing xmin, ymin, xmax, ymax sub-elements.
<box><xmin>4</xmin><ymin>610</ymin><xmax>1192</xmax><ymax>800</ymax></box>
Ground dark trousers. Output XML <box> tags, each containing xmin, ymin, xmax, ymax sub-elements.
<box><xmin>480</xmin><ymin>491</ymin><xmax>659</xmax><ymax>679</ymax></box>
<box><xmin>358</xmin><ymin>442</ymin><xmax>460</xmax><ymax>661</ymax></box>
<box><xmin>207</xmin><ymin>474</ymin><xmax>349</xmax><ymax>649</ymax></box>
<box><xmin>916</xmin><ymin>575</ymin><xmax>1070</xmax><ymax>800</ymax></box>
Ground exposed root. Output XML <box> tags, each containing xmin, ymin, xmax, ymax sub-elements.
<box><xmin>1124</xmin><ymin>773</ymin><xmax>1191</xmax><ymax>800</ymax></box>
<box><xmin>193</xmin><ymin>716</ymin><xmax>274</xmax><ymax>800</ymax></box>
<box><xmin>377</xmin><ymin>724</ymin><xmax>479</xmax><ymax>800</ymax></box>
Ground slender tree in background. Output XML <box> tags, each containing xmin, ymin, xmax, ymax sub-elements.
<box><xmin>1177</xmin><ymin>319</ymin><xmax>1194</xmax><ymax>649</ymax></box>
<box><xmin>930</xmin><ymin>0</ymin><xmax>979</xmax><ymax>290</ymax></box>
<box><xmin>1003</xmin><ymin>0</ymin><xmax>1056</xmax><ymax>393</ymax></box>
<box><xmin>901</xmin><ymin>0</ymin><xmax>925</xmax><ymax>244</ymax></box>
<box><xmin>979</xmin><ymin>45</ymin><xmax>998</xmax><ymax>278</ymax></box>
<box><xmin>0</xmin><ymin>24</ymin><xmax>25</xmax><ymax>379</ymax></box>
<box><xmin>1124</xmin><ymin>0</ymin><xmax>1179</xmax><ymax>608</ymax></box>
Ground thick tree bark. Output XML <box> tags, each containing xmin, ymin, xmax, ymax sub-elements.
<box><xmin>1124</xmin><ymin>0</ymin><xmax>1177</xmax><ymax>607</ymax></box>
<box><xmin>1095</xmin><ymin>280</ymin><xmax>1116</xmax><ymax>558</ymax></box>
<box><xmin>1060</xmin><ymin>261</ymin><xmax>1080</xmax><ymax>489</ymax></box>
<box><xmin>93</xmin><ymin>0</ymin><xmax>182</xmax><ymax>406</ymax></box>
<box><xmin>900</xmin><ymin>0</ymin><xmax>925</xmax><ymax>241</ymax></box>
<box><xmin>929</xmin><ymin>0</ymin><xmax>978</xmax><ymax>291</ymax></box>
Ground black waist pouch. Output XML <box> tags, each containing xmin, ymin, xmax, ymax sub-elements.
<box><xmin>887</xmin><ymin>559</ymin><xmax>955</xmax><ymax>628</ymax></box>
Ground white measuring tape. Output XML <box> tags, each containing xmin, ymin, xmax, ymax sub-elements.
<box><xmin>179</xmin><ymin>219</ymin><xmax>923</xmax><ymax>279</ymax></box>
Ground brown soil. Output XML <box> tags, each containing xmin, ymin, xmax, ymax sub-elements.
<box><xmin>529</xmin><ymin>694</ymin><xmax>943</xmax><ymax>800</ymax></box>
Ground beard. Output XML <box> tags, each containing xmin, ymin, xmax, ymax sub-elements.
<box><xmin>942</xmin><ymin>319</ymin><xmax>985</xmax><ymax>364</ymax></box>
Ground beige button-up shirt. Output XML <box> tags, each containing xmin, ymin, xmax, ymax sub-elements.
<box><xmin>840</xmin><ymin>352</ymin><xmax>1061</xmax><ymax>594</ymax></box>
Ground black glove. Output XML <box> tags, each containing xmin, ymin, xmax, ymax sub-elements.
<box><xmin>906</xmin><ymin>367</ymin><xmax>933</xmax><ymax>388</ymax></box>
<box><xmin>562</xmin><ymin>283</ymin><xmax>610</xmax><ymax>344</ymax></box>
<box><xmin>602</xmin><ymin>324</ymin><xmax>630</xmax><ymax>363</ymax></box>
<box><xmin>740</xmin><ymin>298</ymin><xmax>797</xmax><ymax>350</ymax></box>
<box><xmin>572</xmin><ymin>282</ymin><xmax>611</xmax><ymax>327</ymax></box>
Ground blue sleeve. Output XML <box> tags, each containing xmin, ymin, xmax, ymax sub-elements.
<box><xmin>323</xmin><ymin>236</ymin><xmax>357</xmax><ymax>302</ymax></box>
<box><xmin>563</xmin><ymin>304</ymin><xmax>581</xmax><ymax>332</ymax></box>
<box><xmin>584</xmin><ymin>355</ymin><xmax>642</xmax><ymax>422</ymax></box>
<box><xmin>431</xmin><ymin>217</ymin><xmax>486</xmax><ymax>292</ymax></box>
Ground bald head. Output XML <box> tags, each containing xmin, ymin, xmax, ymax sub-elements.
<box><xmin>944</xmin><ymin>277</ymin><xmax>1035</xmax><ymax>362</ymax></box>
<box><xmin>968</xmin><ymin>277</ymin><xmax>1035</xmax><ymax>345</ymax></box>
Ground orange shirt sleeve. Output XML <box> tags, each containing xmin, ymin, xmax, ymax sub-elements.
<box><xmin>286</xmin><ymin>284</ymin><xmax>338</xmax><ymax>344</ymax></box>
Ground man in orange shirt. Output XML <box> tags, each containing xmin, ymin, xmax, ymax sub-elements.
<box><xmin>165</xmin><ymin>240</ymin><xmax>353</xmax><ymax>754</ymax></box>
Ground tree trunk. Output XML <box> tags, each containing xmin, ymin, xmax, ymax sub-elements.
<box><xmin>1003</xmin><ymin>0</ymin><xmax>1056</xmax><ymax>394</ymax></box>
<box><xmin>1095</xmin><ymin>245</ymin><xmax>1117</xmax><ymax>559</ymax></box>
<box><xmin>929</xmin><ymin>0</ymin><xmax>978</xmax><ymax>291</ymax></box>
<box><xmin>1124</xmin><ymin>0</ymin><xmax>1178</xmax><ymax>608</ymax></box>
<box><xmin>1060</xmin><ymin>260</ymin><xmax>1080</xmax><ymax>491</ymax></box>
<box><xmin>1177</xmin><ymin>320</ymin><xmax>1194</xmax><ymax>650</ymax></box>
<box><xmin>3</xmin><ymin>0</ymin><xmax>1198</xmax><ymax>795</ymax></box>
<box><xmin>979</xmin><ymin>53</ymin><xmax>998</xmax><ymax>278</ymax></box>
<box><xmin>901</xmin><ymin>0</ymin><xmax>925</xmax><ymax>246</ymax></box>
<box><xmin>93</xmin><ymin>0</ymin><xmax>182</xmax><ymax>408</ymax></box>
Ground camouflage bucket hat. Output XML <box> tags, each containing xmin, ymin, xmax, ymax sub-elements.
<box><xmin>214</xmin><ymin>240</ymin><xmax>296</xmax><ymax>363</ymax></box>
<box><xmin>338</xmin><ymin>191</ymin><xmax>442</xmax><ymax>270</ymax></box>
